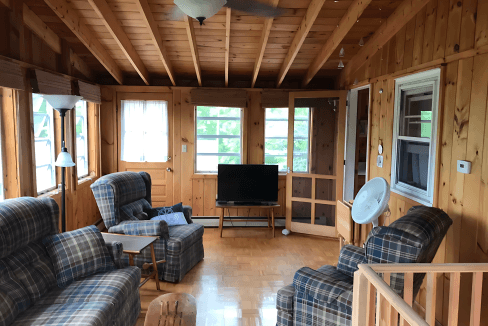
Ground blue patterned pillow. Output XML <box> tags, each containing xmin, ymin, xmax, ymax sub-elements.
<box><xmin>42</xmin><ymin>225</ymin><xmax>115</xmax><ymax>288</ymax></box>
<box><xmin>151</xmin><ymin>212</ymin><xmax>188</xmax><ymax>226</ymax></box>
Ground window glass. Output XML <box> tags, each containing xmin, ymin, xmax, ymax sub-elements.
<box><xmin>293</xmin><ymin>107</ymin><xmax>310</xmax><ymax>173</ymax></box>
<box><xmin>399</xmin><ymin>87</ymin><xmax>433</xmax><ymax>139</ymax></box>
<box><xmin>121</xmin><ymin>100</ymin><xmax>169</xmax><ymax>162</ymax></box>
<box><xmin>75</xmin><ymin>101</ymin><xmax>88</xmax><ymax>178</ymax></box>
<box><xmin>265</xmin><ymin>108</ymin><xmax>288</xmax><ymax>172</ymax></box>
<box><xmin>32</xmin><ymin>93</ymin><xmax>56</xmax><ymax>193</ymax></box>
<box><xmin>195</xmin><ymin>106</ymin><xmax>242</xmax><ymax>173</ymax></box>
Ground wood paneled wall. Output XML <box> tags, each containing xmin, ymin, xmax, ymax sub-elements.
<box><xmin>345</xmin><ymin>0</ymin><xmax>488</xmax><ymax>324</ymax></box>
<box><xmin>101</xmin><ymin>86</ymin><xmax>289</xmax><ymax>218</ymax></box>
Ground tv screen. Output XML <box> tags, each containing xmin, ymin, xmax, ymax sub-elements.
<box><xmin>217</xmin><ymin>164</ymin><xmax>278</xmax><ymax>203</ymax></box>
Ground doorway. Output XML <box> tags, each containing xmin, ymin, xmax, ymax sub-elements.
<box><xmin>343</xmin><ymin>86</ymin><xmax>370</xmax><ymax>202</ymax></box>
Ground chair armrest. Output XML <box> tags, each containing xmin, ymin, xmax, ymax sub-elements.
<box><xmin>293</xmin><ymin>267</ymin><xmax>353</xmax><ymax>304</ymax></box>
<box><xmin>182</xmin><ymin>205</ymin><xmax>193</xmax><ymax>224</ymax></box>
<box><xmin>276</xmin><ymin>284</ymin><xmax>294</xmax><ymax>326</ymax></box>
<box><xmin>105</xmin><ymin>241</ymin><xmax>124</xmax><ymax>268</ymax></box>
<box><xmin>336</xmin><ymin>245</ymin><xmax>367</xmax><ymax>277</ymax></box>
<box><xmin>108</xmin><ymin>220</ymin><xmax>169</xmax><ymax>240</ymax></box>
<box><xmin>365</xmin><ymin>226</ymin><xmax>422</xmax><ymax>264</ymax></box>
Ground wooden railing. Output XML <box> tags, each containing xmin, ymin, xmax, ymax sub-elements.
<box><xmin>352</xmin><ymin>263</ymin><xmax>488</xmax><ymax>326</ymax></box>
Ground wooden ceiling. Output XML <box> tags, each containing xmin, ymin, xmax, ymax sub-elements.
<box><xmin>25</xmin><ymin>0</ymin><xmax>404</xmax><ymax>87</ymax></box>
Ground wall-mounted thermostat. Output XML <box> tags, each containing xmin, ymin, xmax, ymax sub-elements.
<box><xmin>457</xmin><ymin>160</ymin><xmax>471</xmax><ymax>174</ymax></box>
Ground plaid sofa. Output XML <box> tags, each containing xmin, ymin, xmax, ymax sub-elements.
<box><xmin>0</xmin><ymin>196</ymin><xmax>141</xmax><ymax>326</ymax></box>
<box><xmin>91</xmin><ymin>171</ymin><xmax>204</xmax><ymax>282</ymax></box>
<box><xmin>276</xmin><ymin>206</ymin><xmax>452</xmax><ymax>326</ymax></box>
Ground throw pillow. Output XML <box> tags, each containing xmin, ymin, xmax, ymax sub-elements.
<box><xmin>151</xmin><ymin>212</ymin><xmax>188</xmax><ymax>226</ymax></box>
<box><xmin>170</xmin><ymin>202</ymin><xmax>183</xmax><ymax>213</ymax></box>
<box><xmin>42</xmin><ymin>225</ymin><xmax>115</xmax><ymax>288</ymax></box>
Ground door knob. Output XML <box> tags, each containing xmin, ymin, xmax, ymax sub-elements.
<box><xmin>166</xmin><ymin>167</ymin><xmax>172</xmax><ymax>172</ymax></box>
<box><xmin>167</xmin><ymin>156</ymin><xmax>172</xmax><ymax>161</ymax></box>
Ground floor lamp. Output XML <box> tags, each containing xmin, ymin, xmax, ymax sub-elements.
<box><xmin>42</xmin><ymin>95</ymin><xmax>83</xmax><ymax>233</ymax></box>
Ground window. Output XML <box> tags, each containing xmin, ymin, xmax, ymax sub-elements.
<box><xmin>75</xmin><ymin>100</ymin><xmax>88</xmax><ymax>178</ymax></box>
<box><xmin>195</xmin><ymin>106</ymin><xmax>242</xmax><ymax>173</ymax></box>
<box><xmin>121</xmin><ymin>100</ymin><xmax>169</xmax><ymax>162</ymax></box>
<box><xmin>293</xmin><ymin>107</ymin><xmax>311</xmax><ymax>173</ymax></box>
<box><xmin>391</xmin><ymin>69</ymin><xmax>441</xmax><ymax>206</ymax></box>
<box><xmin>32</xmin><ymin>93</ymin><xmax>56</xmax><ymax>194</ymax></box>
<box><xmin>265</xmin><ymin>108</ymin><xmax>288</xmax><ymax>172</ymax></box>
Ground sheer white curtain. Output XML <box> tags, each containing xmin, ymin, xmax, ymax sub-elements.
<box><xmin>121</xmin><ymin>100</ymin><xmax>169</xmax><ymax>162</ymax></box>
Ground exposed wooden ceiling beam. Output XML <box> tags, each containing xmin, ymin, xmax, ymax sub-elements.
<box><xmin>225</xmin><ymin>7</ymin><xmax>231</xmax><ymax>87</ymax></box>
<box><xmin>251</xmin><ymin>0</ymin><xmax>279</xmax><ymax>88</ymax></box>
<box><xmin>136</xmin><ymin>0</ymin><xmax>176</xmax><ymax>86</ymax></box>
<box><xmin>23</xmin><ymin>3</ymin><xmax>93</xmax><ymax>80</ymax></box>
<box><xmin>302</xmin><ymin>0</ymin><xmax>372</xmax><ymax>87</ymax></box>
<box><xmin>340</xmin><ymin>0</ymin><xmax>430</xmax><ymax>86</ymax></box>
<box><xmin>88</xmin><ymin>0</ymin><xmax>150</xmax><ymax>85</ymax></box>
<box><xmin>184</xmin><ymin>16</ymin><xmax>202</xmax><ymax>86</ymax></box>
<box><xmin>276</xmin><ymin>0</ymin><xmax>326</xmax><ymax>88</ymax></box>
<box><xmin>43</xmin><ymin>0</ymin><xmax>123</xmax><ymax>84</ymax></box>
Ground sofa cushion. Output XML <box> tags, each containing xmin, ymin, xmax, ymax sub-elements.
<box><xmin>3</xmin><ymin>241</ymin><xmax>56</xmax><ymax>304</ymax></box>
<box><xmin>294</xmin><ymin>265</ymin><xmax>353</xmax><ymax>304</ymax></box>
<box><xmin>43</xmin><ymin>226</ymin><xmax>115</xmax><ymax>288</ymax></box>
<box><xmin>0</xmin><ymin>197</ymin><xmax>58</xmax><ymax>259</ymax></box>
<box><xmin>11</xmin><ymin>302</ymin><xmax>112</xmax><ymax>326</ymax></box>
<box><xmin>167</xmin><ymin>223</ymin><xmax>205</xmax><ymax>256</ymax></box>
<box><xmin>37</xmin><ymin>267</ymin><xmax>140</xmax><ymax>308</ymax></box>
<box><xmin>0</xmin><ymin>261</ymin><xmax>31</xmax><ymax>326</ymax></box>
<box><xmin>120</xmin><ymin>198</ymin><xmax>152</xmax><ymax>222</ymax></box>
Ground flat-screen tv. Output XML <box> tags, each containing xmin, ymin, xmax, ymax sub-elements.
<box><xmin>217</xmin><ymin>164</ymin><xmax>278</xmax><ymax>204</ymax></box>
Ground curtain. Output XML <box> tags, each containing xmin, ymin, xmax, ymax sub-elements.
<box><xmin>121</xmin><ymin>100</ymin><xmax>169</xmax><ymax>162</ymax></box>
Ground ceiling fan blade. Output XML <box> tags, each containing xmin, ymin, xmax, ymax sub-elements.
<box><xmin>224</xmin><ymin>0</ymin><xmax>285</xmax><ymax>17</ymax></box>
<box><xmin>169</xmin><ymin>5</ymin><xmax>186</xmax><ymax>21</ymax></box>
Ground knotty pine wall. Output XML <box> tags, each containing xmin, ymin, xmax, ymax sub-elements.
<box><xmin>343</xmin><ymin>0</ymin><xmax>488</xmax><ymax>324</ymax></box>
<box><xmin>101</xmin><ymin>86</ymin><xmax>288</xmax><ymax>218</ymax></box>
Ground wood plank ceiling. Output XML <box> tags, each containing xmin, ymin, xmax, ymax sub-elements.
<box><xmin>26</xmin><ymin>0</ymin><xmax>404</xmax><ymax>87</ymax></box>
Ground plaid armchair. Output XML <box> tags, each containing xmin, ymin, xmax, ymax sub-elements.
<box><xmin>91</xmin><ymin>171</ymin><xmax>204</xmax><ymax>282</ymax></box>
<box><xmin>276</xmin><ymin>206</ymin><xmax>452</xmax><ymax>326</ymax></box>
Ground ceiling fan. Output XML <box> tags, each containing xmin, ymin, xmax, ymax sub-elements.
<box><xmin>172</xmin><ymin>0</ymin><xmax>285</xmax><ymax>25</ymax></box>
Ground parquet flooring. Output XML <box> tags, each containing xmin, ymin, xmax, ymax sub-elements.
<box><xmin>135</xmin><ymin>227</ymin><xmax>339</xmax><ymax>326</ymax></box>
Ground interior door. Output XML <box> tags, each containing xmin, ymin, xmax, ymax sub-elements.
<box><xmin>117</xmin><ymin>92</ymin><xmax>173</xmax><ymax>208</ymax></box>
<box><xmin>285</xmin><ymin>91</ymin><xmax>347</xmax><ymax>237</ymax></box>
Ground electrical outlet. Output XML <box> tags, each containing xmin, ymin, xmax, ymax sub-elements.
<box><xmin>182</xmin><ymin>145</ymin><xmax>187</xmax><ymax>152</ymax></box>
<box><xmin>376</xmin><ymin>155</ymin><xmax>383</xmax><ymax>168</ymax></box>
<box><xmin>457</xmin><ymin>160</ymin><xmax>471</xmax><ymax>174</ymax></box>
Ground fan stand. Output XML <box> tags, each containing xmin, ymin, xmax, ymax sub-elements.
<box><xmin>372</xmin><ymin>205</ymin><xmax>391</xmax><ymax>228</ymax></box>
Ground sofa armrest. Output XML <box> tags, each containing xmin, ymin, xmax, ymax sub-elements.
<box><xmin>276</xmin><ymin>284</ymin><xmax>295</xmax><ymax>326</ymax></box>
<box><xmin>108</xmin><ymin>220</ymin><xmax>169</xmax><ymax>240</ymax></box>
<box><xmin>336</xmin><ymin>245</ymin><xmax>367</xmax><ymax>277</ymax></box>
<box><xmin>293</xmin><ymin>267</ymin><xmax>353</xmax><ymax>304</ymax></box>
<box><xmin>365</xmin><ymin>226</ymin><xmax>422</xmax><ymax>264</ymax></box>
<box><xmin>105</xmin><ymin>241</ymin><xmax>124</xmax><ymax>268</ymax></box>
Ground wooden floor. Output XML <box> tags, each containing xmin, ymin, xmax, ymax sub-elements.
<box><xmin>135</xmin><ymin>227</ymin><xmax>340</xmax><ymax>326</ymax></box>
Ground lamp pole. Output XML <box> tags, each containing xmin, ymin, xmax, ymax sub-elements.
<box><xmin>55</xmin><ymin>108</ymin><xmax>69</xmax><ymax>233</ymax></box>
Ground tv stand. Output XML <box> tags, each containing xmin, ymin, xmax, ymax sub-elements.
<box><xmin>215</xmin><ymin>202</ymin><xmax>280</xmax><ymax>238</ymax></box>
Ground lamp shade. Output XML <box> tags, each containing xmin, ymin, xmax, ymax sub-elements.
<box><xmin>174</xmin><ymin>0</ymin><xmax>225</xmax><ymax>21</ymax></box>
<box><xmin>42</xmin><ymin>95</ymin><xmax>83</xmax><ymax>109</ymax></box>
<box><xmin>55</xmin><ymin>151</ymin><xmax>75</xmax><ymax>167</ymax></box>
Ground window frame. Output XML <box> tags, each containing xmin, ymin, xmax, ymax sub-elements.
<box><xmin>264</xmin><ymin>107</ymin><xmax>289</xmax><ymax>173</ymax></box>
<box><xmin>75</xmin><ymin>100</ymin><xmax>89</xmax><ymax>180</ymax></box>
<box><xmin>32</xmin><ymin>94</ymin><xmax>57</xmax><ymax>195</ymax></box>
<box><xmin>391</xmin><ymin>68</ymin><xmax>441</xmax><ymax>206</ymax></box>
<box><xmin>194</xmin><ymin>106</ymin><xmax>244</xmax><ymax>174</ymax></box>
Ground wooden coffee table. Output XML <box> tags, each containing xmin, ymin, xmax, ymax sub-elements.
<box><xmin>101</xmin><ymin>233</ymin><xmax>164</xmax><ymax>290</ymax></box>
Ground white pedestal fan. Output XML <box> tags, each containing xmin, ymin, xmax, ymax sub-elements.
<box><xmin>352</xmin><ymin>177</ymin><xmax>390</xmax><ymax>228</ymax></box>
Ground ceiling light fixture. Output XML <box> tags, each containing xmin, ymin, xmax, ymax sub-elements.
<box><xmin>339</xmin><ymin>47</ymin><xmax>345</xmax><ymax>57</ymax></box>
<box><xmin>338</xmin><ymin>60</ymin><xmax>344</xmax><ymax>69</ymax></box>
<box><xmin>359</xmin><ymin>37</ymin><xmax>364</xmax><ymax>46</ymax></box>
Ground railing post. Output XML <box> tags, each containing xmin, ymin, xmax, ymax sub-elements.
<box><xmin>353</xmin><ymin>269</ymin><xmax>369</xmax><ymax>326</ymax></box>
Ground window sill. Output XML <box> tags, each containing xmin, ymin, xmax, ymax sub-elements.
<box><xmin>37</xmin><ymin>188</ymin><xmax>61</xmax><ymax>198</ymax></box>
<box><xmin>390</xmin><ymin>187</ymin><xmax>432</xmax><ymax>207</ymax></box>
<box><xmin>78</xmin><ymin>175</ymin><xmax>93</xmax><ymax>185</ymax></box>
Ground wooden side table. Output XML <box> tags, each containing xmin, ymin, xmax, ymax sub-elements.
<box><xmin>101</xmin><ymin>233</ymin><xmax>164</xmax><ymax>290</ymax></box>
<box><xmin>216</xmin><ymin>203</ymin><xmax>280</xmax><ymax>238</ymax></box>
<box><xmin>144</xmin><ymin>293</ymin><xmax>196</xmax><ymax>326</ymax></box>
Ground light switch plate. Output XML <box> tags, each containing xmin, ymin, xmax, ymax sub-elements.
<box><xmin>457</xmin><ymin>160</ymin><xmax>471</xmax><ymax>174</ymax></box>
<box><xmin>182</xmin><ymin>144</ymin><xmax>187</xmax><ymax>152</ymax></box>
<box><xmin>376</xmin><ymin>155</ymin><xmax>383</xmax><ymax>168</ymax></box>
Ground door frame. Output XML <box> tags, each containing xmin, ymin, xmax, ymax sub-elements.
<box><xmin>285</xmin><ymin>90</ymin><xmax>347</xmax><ymax>237</ymax></box>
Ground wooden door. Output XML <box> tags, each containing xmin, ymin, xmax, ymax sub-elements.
<box><xmin>117</xmin><ymin>92</ymin><xmax>173</xmax><ymax>208</ymax></box>
<box><xmin>285</xmin><ymin>91</ymin><xmax>347</xmax><ymax>237</ymax></box>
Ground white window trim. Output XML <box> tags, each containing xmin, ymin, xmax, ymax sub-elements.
<box><xmin>390</xmin><ymin>68</ymin><xmax>441</xmax><ymax>206</ymax></box>
<box><xmin>194</xmin><ymin>107</ymin><xmax>244</xmax><ymax>174</ymax></box>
